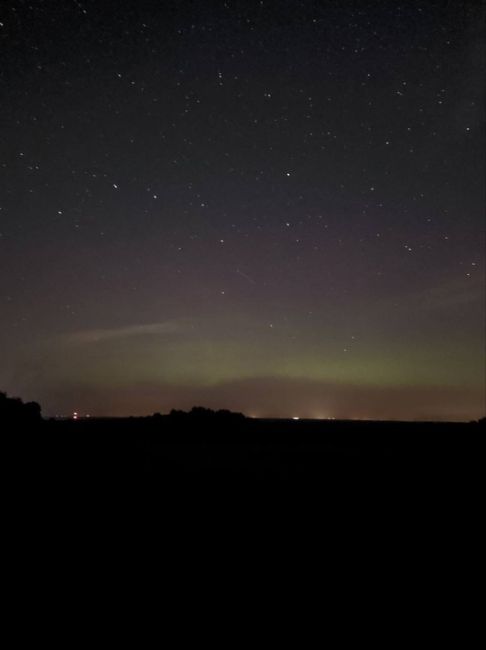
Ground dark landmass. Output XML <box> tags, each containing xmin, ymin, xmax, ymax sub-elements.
<box><xmin>5</xmin><ymin>394</ymin><xmax>483</xmax><ymax>593</ymax></box>
<box><xmin>4</xmin><ymin>392</ymin><xmax>483</xmax><ymax>509</ymax></box>
<box><xmin>6</xmin><ymin>401</ymin><xmax>482</xmax><ymax>489</ymax></box>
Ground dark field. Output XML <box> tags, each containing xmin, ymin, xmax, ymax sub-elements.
<box><xmin>17</xmin><ymin>415</ymin><xmax>482</xmax><ymax>495</ymax></box>
<box><xmin>9</xmin><ymin>415</ymin><xmax>483</xmax><ymax>597</ymax></box>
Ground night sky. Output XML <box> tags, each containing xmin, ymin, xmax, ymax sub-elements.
<box><xmin>1</xmin><ymin>0</ymin><xmax>484</xmax><ymax>420</ymax></box>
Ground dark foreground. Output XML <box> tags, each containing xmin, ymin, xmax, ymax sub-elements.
<box><xmin>7</xmin><ymin>414</ymin><xmax>483</xmax><ymax>621</ymax></box>
<box><xmin>15</xmin><ymin>415</ymin><xmax>482</xmax><ymax>494</ymax></box>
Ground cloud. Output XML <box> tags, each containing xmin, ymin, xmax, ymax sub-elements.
<box><xmin>66</xmin><ymin>321</ymin><xmax>183</xmax><ymax>344</ymax></box>
<box><xmin>383</xmin><ymin>275</ymin><xmax>485</xmax><ymax>314</ymax></box>
<box><xmin>417</xmin><ymin>277</ymin><xmax>485</xmax><ymax>310</ymax></box>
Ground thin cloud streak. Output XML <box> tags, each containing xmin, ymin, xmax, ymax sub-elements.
<box><xmin>66</xmin><ymin>321</ymin><xmax>184</xmax><ymax>345</ymax></box>
<box><xmin>404</xmin><ymin>276</ymin><xmax>485</xmax><ymax>311</ymax></box>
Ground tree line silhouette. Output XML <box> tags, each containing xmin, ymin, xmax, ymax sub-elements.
<box><xmin>156</xmin><ymin>406</ymin><xmax>246</xmax><ymax>422</ymax></box>
<box><xmin>0</xmin><ymin>391</ymin><xmax>42</xmax><ymax>423</ymax></box>
<box><xmin>0</xmin><ymin>389</ymin><xmax>484</xmax><ymax>428</ymax></box>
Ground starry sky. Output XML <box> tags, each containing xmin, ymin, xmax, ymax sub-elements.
<box><xmin>1</xmin><ymin>0</ymin><xmax>484</xmax><ymax>420</ymax></box>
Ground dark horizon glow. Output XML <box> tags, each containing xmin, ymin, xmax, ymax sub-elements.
<box><xmin>0</xmin><ymin>1</ymin><xmax>484</xmax><ymax>421</ymax></box>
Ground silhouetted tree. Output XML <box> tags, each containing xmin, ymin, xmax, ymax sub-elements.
<box><xmin>0</xmin><ymin>391</ymin><xmax>42</xmax><ymax>424</ymax></box>
<box><xmin>164</xmin><ymin>406</ymin><xmax>246</xmax><ymax>422</ymax></box>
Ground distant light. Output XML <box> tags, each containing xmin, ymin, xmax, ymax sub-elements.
<box><xmin>292</xmin><ymin>416</ymin><xmax>300</xmax><ymax>420</ymax></box>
